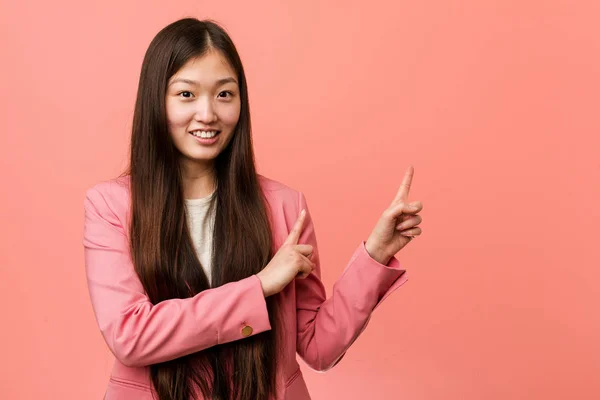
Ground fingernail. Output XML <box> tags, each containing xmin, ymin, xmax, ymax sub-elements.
<box><xmin>301</xmin><ymin>209</ymin><xmax>306</xmax><ymax>216</ymax></box>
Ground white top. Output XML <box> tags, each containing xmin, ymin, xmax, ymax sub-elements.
<box><xmin>184</xmin><ymin>191</ymin><xmax>216</xmax><ymax>286</ymax></box>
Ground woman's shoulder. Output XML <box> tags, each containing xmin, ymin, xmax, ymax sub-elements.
<box><xmin>257</xmin><ymin>174</ymin><xmax>302</xmax><ymax>203</ymax></box>
<box><xmin>85</xmin><ymin>174</ymin><xmax>131</xmax><ymax>198</ymax></box>
<box><xmin>83</xmin><ymin>175</ymin><xmax>131</xmax><ymax>221</ymax></box>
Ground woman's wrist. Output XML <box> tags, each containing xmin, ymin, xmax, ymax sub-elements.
<box><xmin>256</xmin><ymin>272</ymin><xmax>272</xmax><ymax>297</ymax></box>
<box><xmin>364</xmin><ymin>241</ymin><xmax>391</xmax><ymax>265</ymax></box>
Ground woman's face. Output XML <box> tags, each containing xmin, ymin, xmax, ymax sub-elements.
<box><xmin>165</xmin><ymin>50</ymin><xmax>241</xmax><ymax>170</ymax></box>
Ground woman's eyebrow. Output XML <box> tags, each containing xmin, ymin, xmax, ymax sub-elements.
<box><xmin>169</xmin><ymin>77</ymin><xmax>238</xmax><ymax>87</ymax></box>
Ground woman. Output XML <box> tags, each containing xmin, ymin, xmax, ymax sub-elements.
<box><xmin>83</xmin><ymin>17</ymin><xmax>423</xmax><ymax>400</ymax></box>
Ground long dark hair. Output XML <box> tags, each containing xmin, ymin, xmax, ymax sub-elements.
<box><xmin>123</xmin><ymin>18</ymin><xmax>279</xmax><ymax>400</ymax></box>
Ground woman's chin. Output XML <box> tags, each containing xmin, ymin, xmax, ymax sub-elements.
<box><xmin>180</xmin><ymin>152</ymin><xmax>219</xmax><ymax>167</ymax></box>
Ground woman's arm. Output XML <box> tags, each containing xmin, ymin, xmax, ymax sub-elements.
<box><xmin>294</xmin><ymin>191</ymin><xmax>408</xmax><ymax>371</ymax></box>
<box><xmin>83</xmin><ymin>185</ymin><xmax>271</xmax><ymax>368</ymax></box>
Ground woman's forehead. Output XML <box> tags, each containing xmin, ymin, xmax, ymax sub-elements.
<box><xmin>170</xmin><ymin>52</ymin><xmax>237</xmax><ymax>86</ymax></box>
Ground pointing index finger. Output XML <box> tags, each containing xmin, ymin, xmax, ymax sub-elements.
<box><xmin>394</xmin><ymin>165</ymin><xmax>414</xmax><ymax>203</ymax></box>
<box><xmin>284</xmin><ymin>209</ymin><xmax>306</xmax><ymax>245</ymax></box>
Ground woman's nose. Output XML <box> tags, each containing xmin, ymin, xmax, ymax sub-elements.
<box><xmin>194</xmin><ymin>97</ymin><xmax>217</xmax><ymax>123</ymax></box>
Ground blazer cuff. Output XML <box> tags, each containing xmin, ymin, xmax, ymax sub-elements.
<box><xmin>217</xmin><ymin>275</ymin><xmax>272</xmax><ymax>344</ymax></box>
<box><xmin>335</xmin><ymin>242</ymin><xmax>408</xmax><ymax>311</ymax></box>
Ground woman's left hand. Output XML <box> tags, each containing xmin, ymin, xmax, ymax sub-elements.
<box><xmin>365</xmin><ymin>165</ymin><xmax>423</xmax><ymax>265</ymax></box>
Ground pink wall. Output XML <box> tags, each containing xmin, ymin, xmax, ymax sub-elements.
<box><xmin>1</xmin><ymin>1</ymin><xmax>599</xmax><ymax>399</ymax></box>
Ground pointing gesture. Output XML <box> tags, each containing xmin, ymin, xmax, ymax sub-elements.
<box><xmin>365</xmin><ymin>165</ymin><xmax>423</xmax><ymax>265</ymax></box>
<box><xmin>257</xmin><ymin>210</ymin><xmax>316</xmax><ymax>297</ymax></box>
<box><xmin>283</xmin><ymin>210</ymin><xmax>308</xmax><ymax>246</ymax></box>
<box><xmin>393</xmin><ymin>164</ymin><xmax>414</xmax><ymax>204</ymax></box>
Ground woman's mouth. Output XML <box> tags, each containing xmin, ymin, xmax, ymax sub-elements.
<box><xmin>189</xmin><ymin>129</ymin><xmax>221</xmax><ymax>145</ymax></box>
<box><xmin>190</xmin><ymin>129</ymin><xmax>220</xmax><ymax>138</ymax></box>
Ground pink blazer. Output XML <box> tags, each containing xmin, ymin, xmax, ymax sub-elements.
<box><xmin>83</xmin><ymin>174</ymin><xmax>408</xmax><ymax>399</ymax></box>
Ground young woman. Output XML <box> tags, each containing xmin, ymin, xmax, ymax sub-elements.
<box><xmin>83</xmin><ymin>17</ymin><xmax>423</xmax><ymax>400</ymax></box>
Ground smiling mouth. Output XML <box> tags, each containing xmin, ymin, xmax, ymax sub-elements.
<box><xmin>189</xmin><ymin>130</ymin><xmax>221</xmax><ymax>139</ymax></box>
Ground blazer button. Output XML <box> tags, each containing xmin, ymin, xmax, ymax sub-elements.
<box><xmin>241</xmin><ymin>325</ymin><xmax>253</xmax><ymax>337</ymax></box>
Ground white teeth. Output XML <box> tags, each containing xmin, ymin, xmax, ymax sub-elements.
<box><xmin>191</xmin><ymin>130</ymin><xmax>218</xmax><ymax>138</ymax></box>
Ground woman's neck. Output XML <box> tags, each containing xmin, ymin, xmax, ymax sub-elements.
<box><xmin>180</xmin><ymin>160</ymin><xmax>216</xmax><ymax>200</ymax></box>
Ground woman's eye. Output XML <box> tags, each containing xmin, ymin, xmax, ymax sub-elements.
<box><xmin>218</xmin><ymin>91</ymin><xmax>233</xmax><ymax>98</ymax></box>
<box><xmin>178</xmin><ymin>91</ymin><xmax>193</xmax><ymax>98</ymax></box>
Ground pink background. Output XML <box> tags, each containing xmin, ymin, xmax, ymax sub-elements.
<box><xmin>1</xmin><ymin>0</ymin><xmax>599</xmax><ymax>399</ymax></box>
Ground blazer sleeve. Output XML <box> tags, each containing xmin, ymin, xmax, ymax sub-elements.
<box><xmin>82</xmin><ymin>186</ymin><xmax>271</xmax><ymax>368</ymax></box>
<box><xmin>294</xmin><ymin>191</ymin><xmax>409</xmax><ymax>372</ymax></box>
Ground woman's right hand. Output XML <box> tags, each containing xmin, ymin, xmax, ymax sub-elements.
<box><xmin>256</xmin><ymin>209</ymin><xmax>315</xmax><ymax>297</ymax></box>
